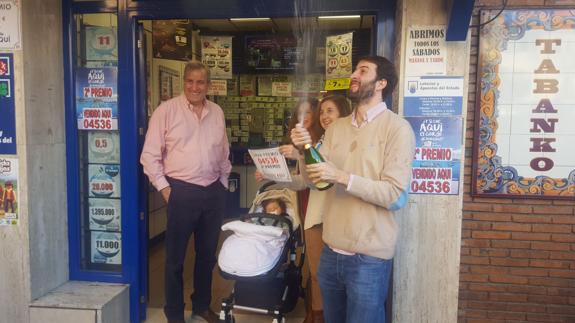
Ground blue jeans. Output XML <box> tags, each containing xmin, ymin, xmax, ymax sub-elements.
<box><xmin>317</xmin><ymin>246</ymin><xmax>392</xmax><ymax>323</ymax></box>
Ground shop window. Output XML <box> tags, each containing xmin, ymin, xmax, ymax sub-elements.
<box><xmin>73</xmin><ymin>13</ymin><xmax>122</xmax><ymax>272</ymax></box>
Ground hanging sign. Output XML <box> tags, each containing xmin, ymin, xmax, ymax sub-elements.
<box><xmin>0</xmin><ymin>53</ymin><xmax>16</xmax><ymax>154</ymax></box>
<box><xmin>89</xmin><ymin>198</ymin><xmax>121</xmax><ymax>231</ymax></box>
<box><xmin>201</xmin><ymin>36</ymin><xmax>232</xmax><ymax>79</ymax></box>
<box><xmin>88</xmin><ymin>164</ymin><xmax>121</xmax><ymax>198</ymax></box>
<box><xmin>0</xmin><ymin>0</ymin><xmax>22</xmax><ymax>50</ymax></box>
<box><xmin>91</xmin><ymin>231</ymin><xmax>122</xmax><ymax>265</ymax></box>
<box><xmin>75</xmin><ymin>68</ymin><xmax>118</xmax><ymax>130</ymax></box>
<box><xmin>87</xmin><ymin>131</ymin><xmax>120</xmax><ymax>164</ymax></box>
<box><xmin>325</xmin><ymin>32</ymin><xmax>353</xmax><ymax>90</ymax></box>
<box><xmin>85</xmin><ymin>26</ymin><xmax>118</xmax><ymax>62</ymax></box>
<box><xmin>0</xmin><ymin>157</ymin><xmax>18</xmax><ymax>226</ymax></box>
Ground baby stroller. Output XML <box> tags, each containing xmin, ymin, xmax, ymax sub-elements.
<box><xmin>218</xmin><ymin>182</ymin><xmax>305</xmax><ymax>323</ymax></box>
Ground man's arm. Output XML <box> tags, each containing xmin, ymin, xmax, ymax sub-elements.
<box><xmin>140</xmin><ymin>107</ymin><xmax>170</xmax><ymax>194</ymax></box>
<box><xmin>343</xmin><ymin>122</ymin><xmax>415</xmax><ymax>210</ymax></box>
<box><xmin>307</xmin><ymin>121</ymin><xmax>415</xmax><ymax>210</ymax></box>
<box><xmin>218</xmin><ymin>112</ymin><xmax>232</xmax><ymax>188</ymax></box>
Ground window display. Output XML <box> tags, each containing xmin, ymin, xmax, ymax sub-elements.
<box><xmin>74</xmin><ymin>13</ymin><xmax>122</xmax><ymax>272</ymax></box>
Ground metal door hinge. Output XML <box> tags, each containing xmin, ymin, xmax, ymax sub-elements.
<box><xmin>140</xmin><ymin>212</ymin><xmax>144</xmax><ymax>221</ymax></box>
<box><xmin>139</xmin><ymin>127</ymin><xmax>144</xmax><ymax>135</ymax></box>
<box><xmin>137</xmin><ymin>39</ymin><xmax>142</xmax><ymax>49</ymax></box>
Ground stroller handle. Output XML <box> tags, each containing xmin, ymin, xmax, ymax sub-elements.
<box><xmin>257</xmin><ymin>181</ymin><xmax>278</xmax><ymax>194</ymax></box>
<box><xmin>239</xmin><ymin>212</ymin><xmax>294</xmax><ymax>234</ymax></box>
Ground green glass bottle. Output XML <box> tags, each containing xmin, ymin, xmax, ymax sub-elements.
<box><xmin>303</xmin><ymin>143</ymin><xmax>333</xmax><ymax>191</ymax></box>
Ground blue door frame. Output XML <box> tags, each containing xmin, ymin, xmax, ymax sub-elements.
<box><xmin>63</xmin><ymin>1</ymin><xmax>396</xmax><ymax>322</ymax></box>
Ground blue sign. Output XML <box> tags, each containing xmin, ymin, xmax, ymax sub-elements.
<box><xmin>407</xmin><ymin>116</ymin><xmax>463</xmax><ymax>195</ymax></box>
<box><xmin>0</xmin><ymin>53</ymin><xmax>16</xmax><ymax>154</ymax></box>
<box><xmin>75</xmin><ymin>68</ymin><xmax>118</xmax><ymax>130</ymax></box>
<box><xmin>404</xmin><ymin>76</ymin><xmax>464</xmax><ymax>117</ymax></box>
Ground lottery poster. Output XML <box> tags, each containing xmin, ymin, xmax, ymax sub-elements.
<box><xmin>75</xmin><ymin>68</ymin><xmax>118</xmax><ymax>130</ymax></box>
<box><xmin>407</xmin><ymin>117</ymin><xmax>463</xmax><ymax>195</ymax></box>
<box><xmin>325</xmin><ymin>32</ymin><xmax>353</xmax><ymax>81</ymax></box>
<box><xmin>201</xmin><ymin>36</ymin><xmax>232</xmax><ymax>79</ymax></box>
<box><xmin>248</xmin><ymin>147</ymin><xmax>292</xmax><ymax>182</ymax></box>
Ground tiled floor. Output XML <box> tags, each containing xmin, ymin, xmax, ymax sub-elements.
<box><xmin>144</xmin><ymin>233</ymin><xmax>306</xmax><ymax>323</ymax></box>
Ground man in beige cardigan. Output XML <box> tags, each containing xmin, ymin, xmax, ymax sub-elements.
<box><xmin>291</xmin><ymin>56</ymin><xmax>415</xmax><ymax>323</ymax></box>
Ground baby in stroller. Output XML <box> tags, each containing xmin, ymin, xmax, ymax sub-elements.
<box><xmin>243</xmin><ymin>198</ymin><xmax>290</xmax><ymax>230</ymax></box>
<box><xmin>218</xmin><ymin>182</ymin><xmax>304</xmax><ymax>323</ymax></box>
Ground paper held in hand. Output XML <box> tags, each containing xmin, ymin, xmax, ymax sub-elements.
<box><xmin>248</xmin><ymin>147</ymin><xmax>292</xmax><ymax>182</ymax></box>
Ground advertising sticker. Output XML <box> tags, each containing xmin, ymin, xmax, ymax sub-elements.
<box><xmin>0</xmin><ymin>157</ymin><xmax>18</xmax><ymax>225</ymax></box>
<box><xmin>407</xmin><ymin>117</ymin><xmax>462</xmax><ymax>195</ymax></box>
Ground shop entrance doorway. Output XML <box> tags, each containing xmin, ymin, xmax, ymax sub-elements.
<box><xmin>136</xmin><ymin>15</ymin><xmax>376</xmax><ymax>322</ymax></box>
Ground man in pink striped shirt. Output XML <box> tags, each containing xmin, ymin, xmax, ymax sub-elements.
<box><xmin>141</xmin><ymin>61</ymin><xmax>231</xmax><ymax>323</ymax></box>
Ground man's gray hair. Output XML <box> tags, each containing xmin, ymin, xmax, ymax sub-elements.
<box><xmin>183</xmin><ymin>61</ymin><xmax>211</xmax><ymax>81</ymax></box>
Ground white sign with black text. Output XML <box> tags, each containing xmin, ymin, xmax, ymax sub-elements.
<box><xmin>0</xmin><ymin>0</ymin><xmax>21</xmax><ymax>50</ymax></box>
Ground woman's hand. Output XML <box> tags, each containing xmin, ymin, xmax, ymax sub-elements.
<box><xmin>279</xmin><ymin>144</ymin><xmax>301</xmax><ymax>160</ymax></box>
<box><xmin>290</xmin><ymin>124</ymin><xmax>312</xmax><ymax>149</ymax></box>
<box><xmin>254</xmin><ymin>170</ymin><xmax>266</xmax><ymax>182</ymax></box>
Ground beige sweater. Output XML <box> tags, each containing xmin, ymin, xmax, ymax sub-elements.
<box><xmin>274</xmin><ymin>162</ymin><xmax>326</xmax><ymax>230</ymax></box>
<box><xmin>319</xmin><ymin>110</ymin><xmax>415</xmax><ymax>259</ymax></box>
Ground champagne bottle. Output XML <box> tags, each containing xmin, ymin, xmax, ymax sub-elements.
<box><xmin>303</xmin><ymin>143</ymin><xmax>333</xmax><ymax>191</ymax></box>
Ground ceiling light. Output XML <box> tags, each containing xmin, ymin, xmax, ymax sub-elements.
<box><xmin>229</xmin><ymin>18</ymin><xmax>272</xmax><ymax>22</ymax></box>
<box><xmin>318</xmin><ymin>15</ymin><xmax>361</xmax><ymax>20</ymax></box>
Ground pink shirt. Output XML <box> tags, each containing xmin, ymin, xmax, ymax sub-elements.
<box><xmin>140</xmin><ymin>94</ymin><xmax>232</xmax><ymax>191</ymax></box>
